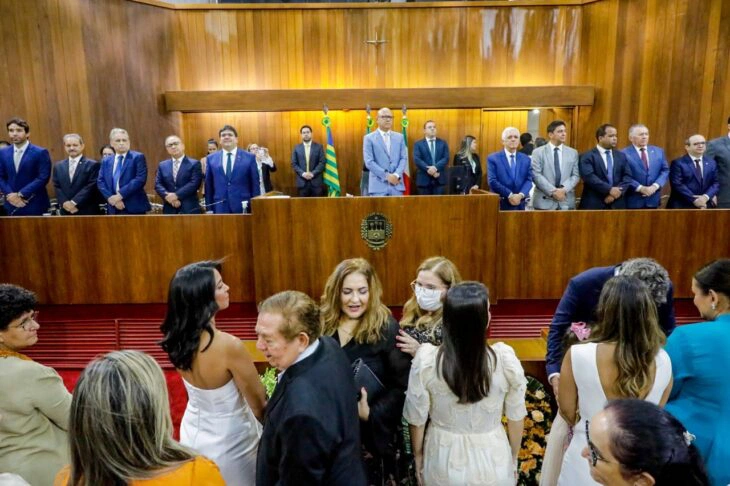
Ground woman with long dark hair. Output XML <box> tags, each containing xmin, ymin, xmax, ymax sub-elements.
<box><xmin>584</xmin><ymin>399</ymin><xmax>709</xmax><ymax>485</ymax></box>
<box><xmin>404</xmin><ymin>282</ymin><xmax>526</xmax><ymax>485</ymax></box>
<box><xmin>160</xmin><ymin>260</ymin><xmax>266</xmax><ymax>486</ymax></box>
<box><xmin>557</xmin><ymin>276</ymin><xmax>673</xmax><ymax>485</ymax></box>
<box><xmin>452</xmin><ymin>135</ymin><xmax>482</xmax><ymax>193</ymax></box>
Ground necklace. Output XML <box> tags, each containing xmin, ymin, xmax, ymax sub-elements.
<box><xmin>0</xmin><ymin>348</ymin><xmax>32</xmax><ymax>361</ymax></box>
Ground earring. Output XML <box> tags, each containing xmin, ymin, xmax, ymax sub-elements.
<box><xmin>712</xmin><ymin>303</ymin><xmax>717</xmax><ymax>311</ymax></box>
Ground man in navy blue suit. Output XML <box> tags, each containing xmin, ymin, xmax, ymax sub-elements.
<box><xmin>621</xmin><ymin>124</ymin><xmax>670</xmax><ymax>209</ymax></box>
<box><xmin>667</xmin><ymin>134</ymin><xmax>720</xmax><ymax>209</ymax></box>
<box><xmin>487</xmin><ymin>127</ymin><xmax>532</xmax><ymax>210</ymax></box>
<box><xmin>413</xmin><ymin>120</ymin><xmax>449</xmax><ymax>195</ymax></box>
<box><xmin>97</xmin><ymin>128</ymin><xmax>151</xmax><ymax>215</ymax></box>
<box><xmin>579</xmin><ymin>124</ymin><xmax>632</xmax><ymax>209</ymax></box>
<box><xmin>52</xmin><ymin>133</ymin><xmax>101</xmax><ymax>215</ymax></box>
<box><xmin>0</xmin><ymin>118</ymin><xmax>51</xmax><ymax>216</ymax></box>
<box><xmin>204</xmin><ymin>125</ymin><xmax>260</xmax><ymax>213</ymax></box>
<box><xmin>154</xmin><ymin>135</ymin><xmax>202</xmax><ymax>214</ymax></box>
<box><xmin>545</xmin><ymin>258</ymin><xmax>676</xmax><ymax>396</ymax></box>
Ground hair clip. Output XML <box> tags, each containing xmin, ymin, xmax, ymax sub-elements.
<box><xmin>683</xmin><ymin>430</ymin><xmax>696</xmax><ymax>446</ymax></box>
<box><xmin>570</xmin><ymin>322</ymin><xmax>591</xmax><ymax>341</ymax></box>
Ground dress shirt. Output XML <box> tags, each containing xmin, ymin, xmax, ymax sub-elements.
<box><xmin>303</xmin><ymin>142</ymin><xmax>312</xmax><ymax>172</ymax></box>
<box><xmin>426</xmin><ymin>138</ymin><xmax>437</xmax><ymax>164</ymax></box>
<box><xmin>504</xmin><ymin>149</ymin><xmax>522</xmax><ymax>197</ymax></box>
<box><xmin>13</xmin><ymin>141</ymin><xmax>29</xmax><ymax>171</ymax></box>
<box><xmin>113</xmin><ymin>153</ymin><xmax>127</xmax><ymax>192</ymax></box>
<box><xmin>378</xmin><ymin>129</ymin><xmax>392</xmax><ymax>154</ymax></box>
<box><xmin>596</xmin><ymin>145</ymin><xmax>613</xmax><ymax>173</ymax></box>
<box><xmin>633</xmin><ymin>145</ymin><xmax>659</xmax><ymax>191</ymax></box>
<box><xmin>222</xmin><ymin>148</ymin><xmax>238</xmax><ymax>175</ymax></box>
<box><xmin>68</xmin><ymin>156</ymin><xmax>82</xmax><ymax>181</ymax></box>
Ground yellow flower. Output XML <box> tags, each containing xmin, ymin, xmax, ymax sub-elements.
<box><xmin>520</xmin><ymin>458</ymin><xmax>537</xmax><ymax>474</ymax></box>
<box><xmin>524</xmin><ymin>418</ymin><xmax>534</xmax><ymax>429</ymax></box>
<box><xmin>531</xmin><ymin>410</ymin><xmax>544</xmax><ymax>422</ymax></box>
<box><xmin>526</xmin><ymin>439</ymin><xmax>544</xmax><ymax>455</ymax></box>
<box><xmin>535</xmin><ymin>390</ymin><xmax>545</xmax><ymax>400</ymax></box>
<box><xmin>518</xmin><ymin>448</ymin><xmax>532</xmax><ymax>460</ymax></box>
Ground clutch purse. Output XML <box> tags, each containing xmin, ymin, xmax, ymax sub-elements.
<box><xmin>352</xmin><ymin>358</ymin><xmax>385</xmax><ymax>403</ymax></box>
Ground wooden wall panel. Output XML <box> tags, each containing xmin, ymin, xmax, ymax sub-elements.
<box><xmin>0</xmin><ymin>216</ymin><xmax>255</xmax><ymax>304</ymax></box>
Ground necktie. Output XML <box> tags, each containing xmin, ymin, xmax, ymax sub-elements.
<box><xmin>305</xmin><ymin>144</ymin><xmax>310</xmax><ymax>173</ymax></box>
<box><xmin>553</xmin><ymin>147</ymin><xmax>562</xmax><ymax>187</ymax></box>
<box><xmin>226</xmin><ymin>152</ymin><xmax>232</xmax><ymax>180</ymax></box>
<box><xmin>384</xmin><ymin>132</ymin><xmax>391</xmax><ymax>154</ymax></box>
<box><xmin>694</xmin><ymin>159</ymin><xmax>703</xmax><ymax>182</ymax></box>
<box><xmin>173</xmin><ymin>159</ymin><xmax>180</xmax><ymax>182</ymax></box>
<box><xmin>13</xmin><ymin>149</ymin><xmax>22</xmax><ymax>172</ymax></box>
<box><xmin>605</xmin><ymin>150</ymin><xmax>614</xmax><ymax>185</ymax></box>
<box><xmin>69</xmin><ymin>159</ymin><xmax>77</xmax><ymax>182</ymax></box>
<box><xmin>510</xmin><ymin>153</ymin><xmax>516</xmax><ymax>180</ymax></box>
<box><xmin>640</xmin><ymin>148</ymin><xmax>649</xmax><ymax>171</ymax></box>
<box><xmin>113</xmin><ymin>155</ymin><xmax>123</xmax><ymax>191</ymax></box>
<box><xmin>429</xmin><ymin>139</ymin><xmax>436</xmax><ymax>163</ymax></box>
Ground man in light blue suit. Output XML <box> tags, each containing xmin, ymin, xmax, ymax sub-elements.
<box><xmin>413</xmin><ymin>120</ymin><xmax>449</xmax><ymax>195</ymax></box>
<box><xmin>363</xmin><ymin>107</ymin><xmax>407</xmax><ymax>196</ymax></box>
<box><xmin>621</xmin><ymin>124</ymin><xmax>670</xmax><ymax>209</ymax></box>
<box><xmin>97</xmin><ymin>127</ymin><xmax>151</xmax><ymax>215</ymax></box>
<box><xmin>487</xmin><ymin>127</ymin><xmax>533</xmax><ymax>210</ymax></box>
<box><xmin>204</xmin><ymin>125</ymin><xmax>260</xmax><ymax>213</ymax></box>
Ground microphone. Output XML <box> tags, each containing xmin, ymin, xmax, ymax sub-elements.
<box><xmin>9</xmin><ymin>193</ymin><xmax>36</xmax><ymax>216</ymax></box>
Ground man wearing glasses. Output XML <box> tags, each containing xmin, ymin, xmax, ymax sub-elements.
<box><xmin>363</xmin><ymin>107</ymin><xmax>407</xmax><ymax>196</ymax></box>
<box><xmin>154</xmin><ymin>135</ymin><xmax>203</xmax><ymax>214</ymax></box>
<box><xmin>667</xmin><ymin>134</ymin><xmax>720</xmax><ymax>209</ymax></box>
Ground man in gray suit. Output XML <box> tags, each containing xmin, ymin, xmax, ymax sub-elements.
<box><xmin>706</xmin><ymin>115</ymin><xmax>730</xmax><ymax>208</ymax></box>
<box><xmin>530</xmin><ymin>120</ymin><xmax>580</xmax><ymax>210</ymax></box>
<box><xmin>363</xmin><ymin>107</ymin><xmax>407</xmax><ymax>196</ymax></box>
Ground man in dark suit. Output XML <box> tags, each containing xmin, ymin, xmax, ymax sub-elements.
<box><xmin>706</xmin><ymin>116</ymin><xmax>730</xmax><ymax>208</ymax></box>
<box><xmin>154</xmin><ymin>135</ymin><xmax>202</xmax><ymax>214</ymax></box>
<box><xmin>578</xmin><ymin>123</ymin><xmax>632</xmax><ymax>209</ymax></box>
<box><xmin>204</xmin><ymin>125</ymin><xmax>260</xmax><ymax>214</ymax></box>
<box><xmin>621</xmin><ymin>124</ymin><xmax>670</xmax><ymax>209</ymax></box>
<box><xmin>0</xmin><ymin>117</ymin><xmax>51</xmax><ymax>216</ymax></box>
<box><xmin>291</xmin><ymin>125</ymin><xmax>326</xmax><ymax>197</ymax></box>
<box><xmin>519</xmin><ymin>132</ymin><xmax>534</xmax><ymax>156</ymax></box>
<box><xmin>97</xmin><ymin>128</ymin><xmax>151</xmax><ymax>215</ymax></box>
<box><xmin>255</xmin><ymin>291</ymin><xmax>366</xmax><ymax>486</ymax></box>
<box><xmin>667</xmin><ymin>134</ymin><xmax>720</xmax><ymax>209</ymax></box>
<box><xmin>413</xmin><ymin>120</ymin><xmax>449</xmax><ymax>195</ymax></box>
<box><xmin>52</xmin><ymin>133</ymin><xmax>101</xmax><ymax>215</ymax></box>
<box><xmin>487</xmin><ymin>127</ymin><xmax>533</xmax><ymax>210</ymax></box>
<box><xmin>545</xmin><ymin>257</ymin><xmax>676</xmax><ymax>397</ymax></box>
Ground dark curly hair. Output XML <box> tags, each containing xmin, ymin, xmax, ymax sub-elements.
<box><xmin>159</xmin><ymin>261</ymin><xmax>222</xmax><ymax>370</ymax></box>
<box><xmin>0</xmin><ymin>284</ymin><xmax>37</xmax><ymax>330</ymax></box>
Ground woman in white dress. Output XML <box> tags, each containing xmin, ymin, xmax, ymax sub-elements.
<box><xmin>557</xmin><ymin>276</ymin><xmax>673</xmax><ymax>486</ymax></box>
<box><xmin>160</xmin><ymin>261</ymin><xmax>267</xmax><ymax>485</ymax></box>
<box><xmin>404</xmin><ymin>282</ymin><xmax>527</xmax><ymax>486</ymax></box>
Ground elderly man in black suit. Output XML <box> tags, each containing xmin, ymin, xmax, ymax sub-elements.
<box><xmin>255</xmin><ymin>290</ymin><xmax>366</xmax><ymax>486</ymax></box>
<box><xmin>52</xmin><ymin>133</ymin><xmax>101</xmax><ymax>215</ymax></box>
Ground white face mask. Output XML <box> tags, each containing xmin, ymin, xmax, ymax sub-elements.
<box><xmin>415</xmin><ymin>286</ymin><xmax>443</xmax><ymax>311</ymax></box>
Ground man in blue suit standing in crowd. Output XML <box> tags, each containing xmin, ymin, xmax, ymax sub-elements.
<box><xmin>668</xmin><ymin>134</ymin><xmax>720</xmax><ymax>209</ymax></box>
<box><xmin>413</xmin><ymin>120</ymin><xmax>449</xmax><ymax>195</ymax></box>
<box><xmin>621</xmin><ymin>124</ymin><xmax>669</xmax><ymax>209</ymax></box>
<box><xmin>205</xmin><ymin>125</ymin><xmax>260</xmax><ymax>213</ymax></box>
<box><xmin>155</xmin><ymin>135</ymin><xmax>202</xmax><ymax>214</ymax></box>
<box><xmin>579</xmin><ymin>123</ymin><xmax>632</xmax><ymax>209</ymax></box>
<box><xmin>487</xmin><ymin>127</ymin><xmax>532</xmax><ymax>210</ymax></box>
<box><xmin>97</xmin><ymin>127</ymin><xmax>151</xmax><ymax>215</ymax></box>
<box><xmin>0</xmin><ymin>117</ymin><xmax>51</xmax><ymax>216</ymax></box>
<box><xmin>363</xmin><ymin>107</ymin><xmax>407</xmax><ymax>196</ymax></box>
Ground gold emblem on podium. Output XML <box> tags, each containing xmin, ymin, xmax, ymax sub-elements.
<box><xmin>360</xmin><ymin>213</ymin><xmax>393</xmax><ymax>250</ymax></box>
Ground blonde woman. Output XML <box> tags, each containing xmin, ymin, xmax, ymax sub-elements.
<box><xmin>55</xmin><ymin>350</ymin><xmax>224</xmax><ymax>485</ymax></box>
<box><xmin>320</xmin><ymin>258</ymin><xmax>412</xmax><ymax>485</ymax></box>
<box><xmin>452</xmin><ymin>135</ymin><xmax>482</xmax><ymax>193</ymax></box>
<box><xmin>396</xmin><ymin>256</ymin><xmax>462</xmax><ymax>357</ymax></box>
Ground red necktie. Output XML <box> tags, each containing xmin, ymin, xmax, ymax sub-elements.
<box><xmin>640</xmin><ymin>148</ymin><xmax>649</xmax><ymax>171</ymax></box>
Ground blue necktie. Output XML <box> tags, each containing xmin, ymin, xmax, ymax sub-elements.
<box><xmin>553</xmin><ymin>147</ymin><xmax>562</xmax><ymax>187</ymax></box>
<box><xmin>113</xmin><ymin>155</ymin><xmax>123</xmax><ymax>191</ymax></box>
<box><xmin>510</xmin><ymin>154</ymin><xmax>516</xmax><ymax>181</ymax></box>
<box><xmin>605</xmin><ymin>150</ymin><xmax>613</xmax><ymax>185</ymax></box>
<box><xmin>226</xmin><ymin>152</ymin><xmax>232</xmax><ymax>181</ymax></box>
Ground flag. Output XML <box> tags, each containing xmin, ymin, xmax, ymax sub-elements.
<box><xmin>401</xmin><ymin>115</ymin><xmax>411</xmax><ymax>195</ymax></box>
<box><xmin>322</xmin><ymin>115</ymin><xmax>341</xmax><ymax>197</ymax></box>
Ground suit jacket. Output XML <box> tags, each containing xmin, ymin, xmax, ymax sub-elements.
<box><xmin>667</xmin><ymin>154</ymin><xmax>720</xmax><ymax>209</ymax></box>
<box><xmin>291</xmin><ymin>142</ymin><xmax>326</xmax><ymax>189</ymax></box>
<box><xmin>451</xmin><ymin>153</ymin><xmax>482</xmax><ymax>193</ymax></box>
<box><xmin>154</xmin><ymin>156</ymin><xmax>203</xmax><ymax>214</ymax></box>
<box><xmin>531</xmin><ymin>143</ymin><xmax>580</xmax><ymax>210</ymax></box>
<box><xmin>578</xmin><ymin>147</ymin><xmax>632</xmax><ymax>209</ymax></box>
<box><xmin>52</xmin><ymin>156</ymin><xmax>101</xmax><ymax>215</ymax></box>
<box><xmin>0</xmin><ymin>143</ymin><xmax>51</xmax><ymax>215</ymax></box>
<box><xmin>363</xmin><ymin>130</ymin><xmax>407</xmax><ymax>195</ymax></box>
<box><xmin>519</xmin><ymin>142</ymin><xmax>534</xmax><ymax>156</ymax></box>
<box><xmin>204</xmin><ymin>149</ymin><xmax>260</xmax><ymax>214</ymax></box>
<box><xmin>256</xmin><ymin>336</ymin><xmax>366</xmax><ymax>486</ymax></box>
<box><xmin>258</xmin><ymin>160</ymin><xmax>277</xmax><ymax>193</ymax></box>
<box><xmin>413</xmin><ymin>138</ymin><xmax>449</xmax><ymax>187</ymax></box>
<box><xmin>97</xmin><ymin>151</ymin><xmax>151</xmax><ymax>215</ymax></box>
<box><xmin>621</xmin><ymin>145</ymin><xmax>670</xmax><ymax>208</ymax></box>
<box><xmin>487</xmin><ymin>150</ymin><xmax>533</xmax><ymax>210</ymax></box>
<box><xmin>545</xmin><ymin>265</ymin><xmax>676</xmax><ymax>376</ymax></box>
<box><xmin>706</xmin><ymin>135</ymin><xmax>730</xmax><ymax>208</ymax></box>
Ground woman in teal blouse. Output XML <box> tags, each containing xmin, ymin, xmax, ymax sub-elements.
<box><xmin>665</xmin><ymin>259</ymin><xmax>730</xmax><ymax>486</ymax></box>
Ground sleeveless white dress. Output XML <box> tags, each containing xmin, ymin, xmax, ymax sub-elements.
<box><xmin>180</xmin><ymin>379</ymin><xmax>261</xmax><ymax>486</ymax></box>
<box><xmin>557</xmin><ymin>343</ymin><xmax>672</xmax><ymax>486</ymax></box>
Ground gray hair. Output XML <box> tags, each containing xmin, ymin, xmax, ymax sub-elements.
<box><xmin>62</xmin><ymin>133</ymin><xmax>84</xmax><ymax>144</ymax></box>
<box><xmin>628</xmin><ymin>124</ymin><xmax>648</xmax><ymax>137</ymax></box>
<box><xmin>501</xmin><ymin>127</ymin><xmax>520</xmax><ymax>141</ymax></box>
<box><xmin>617</xmin><ymin>258</ymin><xmax>670</xmax><ymax>305</ymax></box>
<box><xmin>109</xmin><ymin>128</ymin><xmax>129</xmax><ymax>140</ymax></box>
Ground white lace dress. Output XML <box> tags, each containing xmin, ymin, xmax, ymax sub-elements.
<box><xmin>404</xmin><ymin>343</ymin><xmax>527</xmax><ymax>486</ymax></box>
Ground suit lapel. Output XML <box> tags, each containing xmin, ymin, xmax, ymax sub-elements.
<box><xmin>594</xmin><ymin>148</ymin><xmax>609</xmax><ymax>181</ymax></box>
<box><xmin>501</xmin><ymin>152</ymin><xmax>514</xmax><ymax>183</ymax></box>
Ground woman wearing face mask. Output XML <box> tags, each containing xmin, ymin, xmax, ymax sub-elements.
<box><xmin>320</xmin><ymin>258</ymin><xmax>412</xmax><ymax>485</ymax></box>
<box><xmin>396</xmin><ymin>257</ymin><xmax>462</xmax><ymax>357</ymax></box>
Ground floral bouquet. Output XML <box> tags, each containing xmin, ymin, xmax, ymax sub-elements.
<box><xmin>260</xmin><ymin>367</ymin><xmax>278</xmax><ymax>398</ymax></box>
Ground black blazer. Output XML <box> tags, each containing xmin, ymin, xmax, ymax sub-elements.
<box><xmin>578</xmin><ymin>147</ymin><xmax>632</xmax><ymax>209</ymax></box>
<box><xmin>291</xmin><ymin>142</ymin><xmax>326</xmax><ymax>189</ymax></box>
<box><xmin>256</xmin><ymin>336</ymin><xmax>366</xmax><ymax>486</ymax></box>
<box><xmin>51</xmin><ymin>156</ymin><xmax>102</xmax><ymax>215</ymax></box>
<box><xmin>451</xmin><ymin>153</ymin><xmax>482</xmax><ymax>193</ymax></box>
<box><xmin>260</xmin><ymin>162</ymin><xmax>277</xmax><ymax>193</ymax></box>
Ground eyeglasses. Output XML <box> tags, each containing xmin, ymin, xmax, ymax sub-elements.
<box><xmin>379</xmin><ymin>115</ymin><xmax>394</xmax><ymax>119</ymax></box>
<box><xmin>12</xmin><ymin>311</ymin><xmax>39</xmax><ymax>331</ymax></box>
<box><xmin>165</xmin><ymin>141</ymin><xmax>181</xmax><ymax>147</ymax></box>
<box><xmin>585</xmin><ymin>420</ymin><xmax>616</xmax><ymax>467</ymax></box>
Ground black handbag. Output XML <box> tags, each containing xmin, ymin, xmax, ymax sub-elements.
<box><xmin>352</xmin><ymin>358</ymin><xmax>385</xmax><ymax>403</ymax></box>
